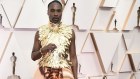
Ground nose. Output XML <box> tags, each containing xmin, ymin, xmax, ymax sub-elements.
<box><xmin>54</xmin><ymin>11</ymin><xmax>58</xmax><ymax>16</ymax></box>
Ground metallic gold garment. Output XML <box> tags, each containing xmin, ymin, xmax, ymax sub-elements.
<box><xmin>38</xmin><ymin>22</ymin><xmax>72</xmax><ymax>68</ymax></box>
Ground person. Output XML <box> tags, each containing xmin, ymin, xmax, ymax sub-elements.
<box><xmin>31</xmin><ymin>0</ymin><xmax>78</xmax><ymax>79</ymax></box>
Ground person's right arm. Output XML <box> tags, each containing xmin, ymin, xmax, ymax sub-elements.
<box><xmin>31</xmin><ymin>31</ymin><xmax>42</xmax><ymax>61</ymax></box>
<box><xmin>31</xmin><ymin>31</ymin><xmax>57</xmax><ymax>61</ymax></box>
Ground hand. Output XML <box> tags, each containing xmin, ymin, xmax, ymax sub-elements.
<box><xmin>41</xmin><ymin>43</ymin><xmax>57</xmax><ymax>54</ymax></box>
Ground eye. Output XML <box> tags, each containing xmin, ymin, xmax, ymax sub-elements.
<box><xmin>57</xmin><ymin>9</ymin><xmax>62</xmax><ymax>12</ymax></box>
<box><xmin>50</xmin><ymin>9</ymin><xmax>55</xmax><ymax>12</ymax></box>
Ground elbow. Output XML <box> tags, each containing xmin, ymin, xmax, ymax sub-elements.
<box><xmin>31</xmin><ymin>54</ymin><xmax>36</xmax><ymax>61</ymax></box>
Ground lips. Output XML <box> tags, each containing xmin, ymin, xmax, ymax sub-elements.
<box><xmin>51</xmin><ymin>17</ymin><xmax>61</xmax><ymax>23</ymax></box>
<box><xmin>52</xmin><ymin>18</ymin><xmax>59</xmax><ymax>23</ymax></box>
<box><xmin>53</xmin><ymin>18</ymin><xmax>59</xmax><ymax>21</ymax></box>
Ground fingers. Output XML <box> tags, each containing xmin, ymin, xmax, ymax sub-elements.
<box><xmin>48</xmin><ymin>43</ymin><xmax>57</xmax><ymax>49</ymax></box>
<box><xmin>41</xmin><ymin>43</ymin><xmax>57</xmax><ymax>54</ymax></box>
<box><xmin>47</xmin><ymin>43</ymin><xmax>57</xmax><ymax>52</ymax></box>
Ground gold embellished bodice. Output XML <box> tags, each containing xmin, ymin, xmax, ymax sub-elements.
<box><xmin>38</xmin><ymin>23</ymin><xmax>72</xmax><ymax>68</ymax></box>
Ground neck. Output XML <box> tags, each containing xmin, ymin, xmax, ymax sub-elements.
<box><xmin>50</xmin><ymin>22</ymin><xmax>62</xmax><ymax>27</ymax></box>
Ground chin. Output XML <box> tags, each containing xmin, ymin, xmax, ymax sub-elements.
<box><xmin>53</xmin><ymin>21</ymin><xmax>60</xmax><ymax>24</ymax></box>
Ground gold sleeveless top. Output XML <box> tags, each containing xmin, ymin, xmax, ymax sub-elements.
<box><xmin>38</xmin><ymin>22</ymin><xmax>72</xmax><ymax>68</ymax></box>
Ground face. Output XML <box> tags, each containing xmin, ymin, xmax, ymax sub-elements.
<box><xmin>48</xmin><ymin>2</ymin><xmax>62</xmax><ymax>24</ymax></box>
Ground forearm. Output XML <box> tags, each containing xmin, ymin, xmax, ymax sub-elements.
<box><xmin>71</xmin><ymin>58</ymin><xmax>78</xmax><ymax>79</ymax></box>
<box><xmin>31</xmin><ymin>50</ymin><xmax>42</xmax><ymax>61</ymax></box>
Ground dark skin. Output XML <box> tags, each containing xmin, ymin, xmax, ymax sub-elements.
<box><xmin>31</xmin><ymin>2</ymin><xmax>78</xmax><ymax>79</ymax></box>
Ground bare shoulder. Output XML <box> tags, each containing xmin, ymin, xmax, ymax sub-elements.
<box><xmin>70</xmin><ymin>29</ymin><xmax>75</xmax><ymax>41</ymax></box>
<box><xmin>35</xmin><ymin>31</ymin><xmax>39</xmax><ymax>38</ymax></box>
<box><xmin>35</xmin><ymin>31</ymin><xmax>39</xmax><ymax>35</ymax></box>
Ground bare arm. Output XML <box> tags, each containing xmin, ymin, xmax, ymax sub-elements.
<box><xmin>31</xmin><ymin>31</ymin><xmax>42</xmax><ymax>61</ymax></box>
<box><xmin>69</xmin><ymin>30</ymin><xmax>78</xmax><ymax>79</ymax></box>
<box><xmin>31</xmin><ymin>31</ymin><xmax>57</xmax><ymax>61</ymax></box>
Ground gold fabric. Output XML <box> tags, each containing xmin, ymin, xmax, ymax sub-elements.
<box><xmin>38</xmin><ymin>22</ymin><xmax>72</xmax><ymax>68</ymax></box>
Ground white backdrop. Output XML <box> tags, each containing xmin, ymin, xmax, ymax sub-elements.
<box><xmin>0</xmin><ymin>0</ymin><xmax>140</xmax><ymax>79</ymax></box>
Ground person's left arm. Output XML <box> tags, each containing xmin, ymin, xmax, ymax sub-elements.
<box><xmin>69</xmin><ymin>30</ymin><xmax>78</xmax><ymax>79</ymax></box>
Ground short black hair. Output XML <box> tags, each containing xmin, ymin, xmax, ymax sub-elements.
<box><xmin>48</xmin><ymin>0</ymin><xmax>62</xmax><ymax>9</ymax></box>
<box><xmin>12</xmin><ymin>52</ymin><xmax>15</xmax><ymax>56</ymax></box>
